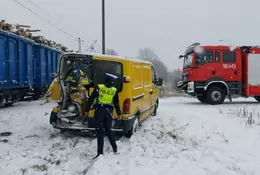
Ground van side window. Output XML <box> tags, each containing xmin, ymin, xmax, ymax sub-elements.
<box><xmin>152</xmin><ymin>66</ymin><xmax>157</xmax><ymax>84</ymax></box>
<box><xmin>223</xmin><ymin>51</ymin><xmax>236</xmax><ymax>63</ymax></box>
<box><xmin>215</xmin><ymin>51</ymin><xmax>220</xmax><ymax>62</ymax></box>
<box><xmin>93</xmin><ymin>60</ymin><xmax>123</xmax><ymax>92</ymax></box>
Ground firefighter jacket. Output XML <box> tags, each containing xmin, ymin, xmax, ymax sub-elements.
<box><xmin>65</xmin><ymin>70</ymin><xmax>86</xmax><ymax>83</ymax></box>
<box><xmin>66</xmin><ymin>69</ymin><xmax>89</xmax><ymax>92</ymax></box>
<box><xmin>45</xmin><ymin>78</ymin><xmax>60</xmax><ymax>100</ymax></box>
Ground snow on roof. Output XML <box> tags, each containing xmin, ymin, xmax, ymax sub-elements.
<box><xmin>63</xmin><ymin>52</ymin><xmax>152</xmax><ymax>64</ymax></box>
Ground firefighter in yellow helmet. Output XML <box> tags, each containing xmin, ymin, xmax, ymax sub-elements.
<box><xmin>79</xmin><ymin>70</ymin><xmax>89</xmax><ymax>87</ymax></box>
<box><xmin>67</xmin><ymin>69</ymin><xmax>90</xmax><ymax>102</ymax></box>
<box><xmin>65</xmin><ymin>69</ymin><xmax>89</xmax><ymax>89</ymax></box>
<box><xmin>41</xmin><ymin>73</ymin><xmax>60</xmax><ymax>104</ymax></box>
<box><xmin>85</xmin><ymin>73</ymin><xmax>121</xmax><ymax>160</ymax></box>
<box><xmin>78</xmin><ymin>69</ymin><xmax>90</xmax><ymax>98</ymax></box>
<box><xmin>65</xmin><ymin>69</ymin><xmax>79</xmax><ymax>84</ymax></box>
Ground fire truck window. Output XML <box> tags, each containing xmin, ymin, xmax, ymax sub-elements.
<box><xmin>223</xmin><ymin>51</ymin><xmax>236</xmax><ymax>63</ymax></box>
<box><xmin>196</xmin><ymin>51</ymin><xmax>213</xmax><ymax>64</ymax></box>
<box><xmin>215</xmin><ymin>51</ymin><xmax>220</xmax><ymax>62</ymax></box>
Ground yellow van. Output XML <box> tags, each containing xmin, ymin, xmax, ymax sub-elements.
<box><xmin>50</xmin><ymin>53</ymin><xmax>163</xmax><ymax>138</ymax></box>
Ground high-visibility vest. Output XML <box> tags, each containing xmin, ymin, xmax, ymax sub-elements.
<box><xmin>95</xmin><ymin>84</ymin><xmax>117</xmax><ymax>105</ymax></box>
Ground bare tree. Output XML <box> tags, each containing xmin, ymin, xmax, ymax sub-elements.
<box><xmin>168</xmin><ymin>69</ymin><xmax>182</xmax><ymax>92</ymax></box>
<box><xmin>106</xmin><ymin>48</ymin><xmax>118</xmax><ymax>56</ymax></box>
<box><xmin>137</xmin><ymin>48</ymin><xmax>169</xmax><ymax>82</ymax></box>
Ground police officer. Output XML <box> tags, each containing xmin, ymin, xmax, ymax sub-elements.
<box><xmin>85</xmin><ymin>73</ymin><xmax>121</xmax><ymax>159</ymax></box>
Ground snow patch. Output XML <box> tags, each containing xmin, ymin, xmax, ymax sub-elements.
<box><xmin>1</xmin><ymin>97</ymin><xmax>260</xmax><ymax>174</ymax></box>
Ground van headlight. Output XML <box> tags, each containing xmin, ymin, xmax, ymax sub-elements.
<box><xmin>68</xmin><ymin>105</ymin><xmax>77</xmax><ymax>112</ymax></box>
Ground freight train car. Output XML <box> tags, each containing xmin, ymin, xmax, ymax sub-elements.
<box><xmin>33</xmin><ymin>44</ymin><xmax>62</xmax><ymax>99</ymax></box>
<box><xmin>0</xmin><ymin>29</ymin><xmax>63</xmax><ymax>106</ymax></box>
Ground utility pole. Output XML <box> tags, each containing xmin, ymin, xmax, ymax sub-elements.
<box><xmin>102</xmin><ymin>0</ymin><xmax>105</xmax><ymax>54</ymax></box>
<box><xmin>77</xmin><ymin>37</ymin><xmax>83</xmax><ymax>53</ymax></box>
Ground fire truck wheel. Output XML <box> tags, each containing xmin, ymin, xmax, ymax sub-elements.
<box><xmin>254</xmin><ymin>96</ymin><xmax>260</xmax><ymax>102</ymax></box>
<box><xmin>197</xmin><ymin>95</ymin><xmax>207</xmax><ymax>103</ymax></box>
<box><xmin>206</xmin><ymin>86</ymin><xmax>225</xmax><ymax>105</ymax></box>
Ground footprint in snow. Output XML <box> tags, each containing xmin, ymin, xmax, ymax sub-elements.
<box><xmin>0</xmin><ymin>131</ymin><xmax>12</xmax><ymax>137</ymax></box>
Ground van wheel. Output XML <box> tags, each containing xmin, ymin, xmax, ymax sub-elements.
<box><xmin>50</xmin><ymin>111</ymin><xmax>58</xmax><ymax>125</ymax></box>
<box><xmin>125</xmin><ymin>117</ymin><xmax>139</xmax><ymax>138</ymax></box>
<box><xmin>206</xmin><ymin>86</ymin><xmax>225</xmax><ymax>105</ymax></box>
<box><xmin>4</xmin><ymin>102</ymin><xmax>13</xmax><ymax>107</ymax></box>
<box><xmin>151</xmin><ymin>101</ymin><xmax>158</xmax><ymax>116</ymax></box>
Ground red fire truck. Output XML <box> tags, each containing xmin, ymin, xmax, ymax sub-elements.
<box><xmin>177</xmin><ymin>43</ymin><xmax>260</xmax><ymax>105</ymax></box>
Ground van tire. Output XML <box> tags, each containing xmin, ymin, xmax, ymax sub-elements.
<box><xmin>50</xmin><ymin>111</ymin><xmax>58</xmax><ymax>125</ymax></box>
<box><xmin>151</xmin><ymin>101</ymin><xmax>158</xmax><ymax>116</ymax></box>
<box><xmin>4</xmin><ymin>102</ymin><xmax>13</xmax><ymax>107</ymax></box>
<box><xmin>206</xmin><ymin>86</ymin><xmax>225</xmax><ymax>105</ymax></box>
<box><xmin>124</xmin><ymin>117</ymin><xmax>139</xmax><ymax>138</ymax></box>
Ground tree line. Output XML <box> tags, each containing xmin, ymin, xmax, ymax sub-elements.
<box><xmin>106</xmin><ymin>48</ymin><xmax>182</xmax><ymax>92</ymax></box>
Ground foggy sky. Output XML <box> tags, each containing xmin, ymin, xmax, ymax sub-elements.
<box><xmin>1</xmin><ymin>0</ymin><xmax>260</xmax><ymax>71</ymax></box>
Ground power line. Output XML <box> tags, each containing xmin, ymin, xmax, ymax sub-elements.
<box><xmin>12</xmin><ymin>0</ymin><xmax>76</xmax><ymax>40</ymax></box>
<box><xmin>14</xmin><ymin>0</ymin><xmax>95</xmax><ymax>51</ymax></box>
<box><xmin>27</xmin><ymin>0</ymin><xmax>52</xmax><ymax>18</ymax></box>
<box><xmin>26</xmin><ymin>0</ymin><xmax>95</xmax><ymax>49</ymax></box>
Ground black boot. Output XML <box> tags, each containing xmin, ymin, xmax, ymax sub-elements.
<box><xmin>228</xmin><ymin>95</ymin><xmax>232</xmax><ymax>102</ymax></box>
<box><xmin>113</xmin><ymin>148</ymin><xmax>119</xmax><ymax>155</ymax></box>
<box><xmin>92</xmin><ymin>153</ymin><xmax>103</xmax><ymax>160</ymax></box>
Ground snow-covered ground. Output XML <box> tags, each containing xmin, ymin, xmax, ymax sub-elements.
<box><xmin>1</xmin><ymin>97</ymin><xmax>260</xmax><ymax>175</ymax></box>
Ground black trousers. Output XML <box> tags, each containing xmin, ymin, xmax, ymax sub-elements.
<box><xmin>94</xmin><ymin>107</ymin><xmax>117</xmax><ymax>154</ymax></box>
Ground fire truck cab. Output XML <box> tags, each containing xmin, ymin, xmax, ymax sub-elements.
<box><xmin>177</xmin><ymin>43</ymin><xmax>260</xmax><ymax>105</ymax></box>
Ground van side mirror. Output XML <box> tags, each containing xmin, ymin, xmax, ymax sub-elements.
<box><xmin>157</xmin><ymin>78</ymin><xmax>163</xmax><ymax>86</ymax></box>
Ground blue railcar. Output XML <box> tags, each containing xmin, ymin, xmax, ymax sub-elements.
<box><xmin>33</xmin><ymin>44</ymin><xmax>62</xmax><ymax>98</ymax></box>
<box><xmin>0</xmin><ymin>29</ymin><xmax>63</xmax><ymax>106</ymax></box>
<box><xmin>0</xmin><ymin>29</ymin><xmax>35</xmax><ymax>106</ymax></box>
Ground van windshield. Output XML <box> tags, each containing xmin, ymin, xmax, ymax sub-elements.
<box><xmin>92</xmin><ymin>60</ymin><xmax>123</xmax><ymax>92</ymax></box>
